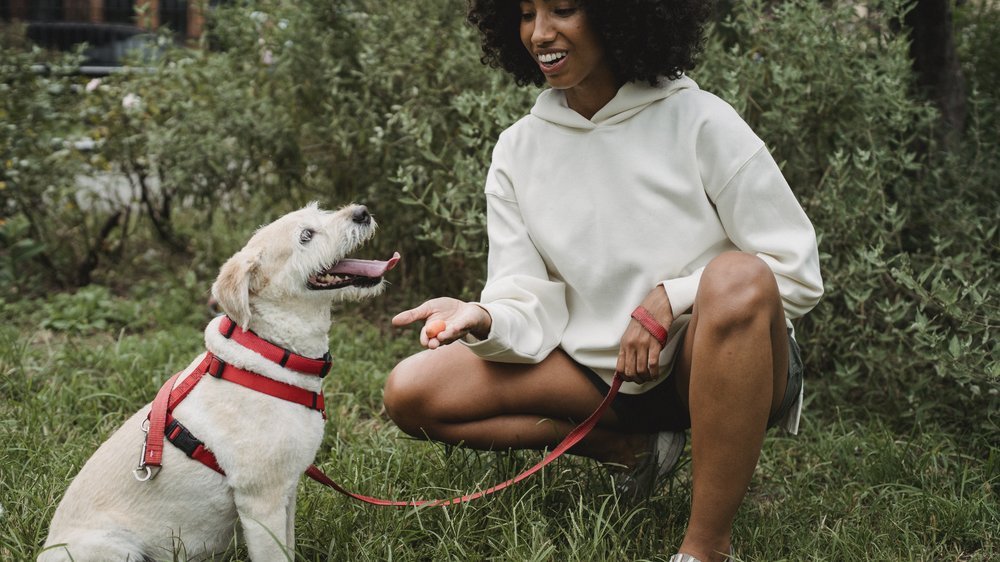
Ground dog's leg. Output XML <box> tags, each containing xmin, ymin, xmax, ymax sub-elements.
<box><xmin>234</xmin><ymin>490</ymin><xmax>292</xmax><ymax>562</ymax></box>
<box><xmin>37</xmin><ymin>532</ymin><xmax>150</xmax><ymax>562</ymax></box>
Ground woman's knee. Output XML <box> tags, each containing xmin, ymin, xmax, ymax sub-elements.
<box><xmin>383</xmin><ymin>353</ymin><xmax>437</xmax><ymax>438</ymax></box>
<box><xmin>696</xmin><ymin>252</ymin><xmax>781</xmax><ymax>331</ymax></box>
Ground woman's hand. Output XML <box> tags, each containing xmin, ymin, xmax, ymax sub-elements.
<box><xmin>616</xmin><ymin>286</ymin><xmax>674</xmax><ymax>383</ymax></box>
<box><xmin>392</xmin><ymin>297</ymin><xmax>493</xmax><ymax>349</ymax></box>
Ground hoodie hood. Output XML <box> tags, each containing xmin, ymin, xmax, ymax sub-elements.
<box><xmin>530</xmin><ymin>75</ymin><xmax>698</xmax><ymax>130</ymax></box>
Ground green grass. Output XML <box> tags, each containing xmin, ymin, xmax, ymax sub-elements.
<box><xmin>1</xmin><ymin>286</ymin><xmax>996</xmax><ymax>561</ymax></box>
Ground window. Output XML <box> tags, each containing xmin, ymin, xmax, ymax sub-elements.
<box><xmin>29</xmin><ymin>0</ymin><xmax>63</xmax><ymax>22</ymax></box>
<box><xmin>159</xmin><ymin>0</ymin><xmax>188</xmax><ymax>37</ymax></box>
<box><xmin>105</xmin><ymin>0</ymin><xmax>137</xmax><ymax>25</ymax></box>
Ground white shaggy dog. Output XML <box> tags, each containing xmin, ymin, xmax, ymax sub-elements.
<box><xmin>39</xmin><ymin>203</ymin><xmax>399</xmax><ymax>562</ymax></box>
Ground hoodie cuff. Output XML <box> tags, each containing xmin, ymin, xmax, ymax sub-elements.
<box><xmin>661</xmin><ymin>268</ymin><xmax>704</xmax><ymax>318</ymax></box>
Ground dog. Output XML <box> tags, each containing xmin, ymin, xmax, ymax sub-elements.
<box><xmin>39</xmin><ymin>202</ymin><xmax>399</xmax><ymax>561</ymax></box>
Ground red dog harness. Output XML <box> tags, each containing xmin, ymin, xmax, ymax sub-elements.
<box><xmin>134</xmin><ymin>315</ymin><xmax>622</xmax><ymax>508</ymax></box>
<box><xmin>134</xmin><ymin>316</ymin><xmax>329</xmax><ymax>481</ymax></box>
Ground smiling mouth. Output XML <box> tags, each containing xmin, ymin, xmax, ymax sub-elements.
<box><xmin>307</xmin><ymin>252</ymin><xmax>400</xmax><ymax>290</ymax></box>
<box><xmin>538</xmin><ymin>51</ymin><xmax>567</xmax><ymax>69</ymax></box>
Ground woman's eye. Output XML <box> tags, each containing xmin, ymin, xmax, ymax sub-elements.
<box><xmin>520</xmin><ymin>11</ymin><xmax>535</xmax><ymax>22</ymax></box>
<box><xmin>299</xmin><ymin>229</ymin><xmax>314</xmax><ymax>244</ymax></box>
<box><xmin>554</xmin><ymin>8</ymin><xmax>577</xmax><ymax>17</ymax></box>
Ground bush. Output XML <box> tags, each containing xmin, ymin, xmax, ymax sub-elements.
<box><xmin>0</xmin><ymin>46</ymin><xmax>113</xmax><ymax>291</ymax></box>
<box><xmin>696</xmin><ymin>0</ymin><xmax>997</xmax><ymax>431</ymax></box>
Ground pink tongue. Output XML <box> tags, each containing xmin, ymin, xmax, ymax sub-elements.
<box><xmin>327</xmin><ymin>252</ymin><xmax>400</xmax><ymax>277</ymax></box>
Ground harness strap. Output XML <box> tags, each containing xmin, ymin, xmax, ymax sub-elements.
<box><xmin>303</xmin><ymin>374</ymin><xmax>624</xmax><ymax>507</ymax></box>
<box><xmin>137</xmin><ymin>352</ymin><xmax>325</xmax><ymax>478</ymax></box>
<box><xmin>219</xmin><ymin>316</ymin><xmax>332</xmax><ymax>377</ymax></box>
<box><xmin>139</xmin><ymin>371</ymin><xmax>182</xmax><ymax>470</ymax></box>
<box><xmin>206</xmin><ymin>355</ymin><xmax>326</xmax><ymax>418</ymax></box>
<box><xmin>165</xmin><ymin>415</ymin><xmax>225</xmax><ymax>474</ymax></box>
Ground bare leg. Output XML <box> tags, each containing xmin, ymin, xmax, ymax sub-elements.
<box><xmin>384</xmin><ymin>344</ymin><xmax>646</xmax><ymax>467</ymax></box>
<box><xmin>384</xmin><ymin>250</ymin><xmax>792</xmax><ymax>562</ymax></box>
<box><xmin>671</xmin><ymin>252</ymin><xmax>790</xmax><ymax>562</ymax></box>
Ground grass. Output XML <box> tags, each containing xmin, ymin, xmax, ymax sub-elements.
<box><xmin>0</xmin><ymin>284</ymin><xmax>996</xmax><ymax>561</ymax></box>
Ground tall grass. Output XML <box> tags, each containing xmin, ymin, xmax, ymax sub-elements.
<box><xmin>1</xmin><ymin>284</ymin><xmax>996</xmax><ymax>560</ymax></box>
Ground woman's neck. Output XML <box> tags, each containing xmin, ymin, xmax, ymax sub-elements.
<box><xmin>563</xmin><ymin>75</ymin><xmax>624</xmax><ymax>120</ymax></box>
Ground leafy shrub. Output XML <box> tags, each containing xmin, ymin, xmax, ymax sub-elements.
<box><xmin>696</xmin><ymin>0</ymin><xmax>997</xmax><ymax>430</ymax></box>
<box><xmin>0</xmin><ymin>46</ymin><xmax>117</xmax><ymax>290</ymax></box>
<box><xmin>38</xmin><ymin>285</ymin><xmax>141</xmax><ymax>333</ymax></box>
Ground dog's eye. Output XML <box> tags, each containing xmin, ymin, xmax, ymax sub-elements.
<box><xmin>299</xmin><ymin>229</ymin><xmax>314</xmax><ymax>244</ymax></box>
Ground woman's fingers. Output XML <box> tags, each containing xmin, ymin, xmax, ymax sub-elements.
<box><xmin>392</xmin><ymin>302</ymin><xmax>432</xmax><ymax>327</ymax></box>
<box><xmin>617</xmin><ymin>322</ymin><xmax>663</xmax><ymax>383</ymax></box>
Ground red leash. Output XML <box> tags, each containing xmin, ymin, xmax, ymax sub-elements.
<box><xmin>135</xmin><ymin>315</ymin><xmax>624</xmax><ymax>506</ymax></box>
<box><xmin>303</xmin><ymin>374</ymin><xmax>623</xmax><ymax>507</ymax></box>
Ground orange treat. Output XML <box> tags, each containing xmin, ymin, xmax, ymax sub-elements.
<box><xmin>426</xmin><ymin>320</ymin><xmax>447</xmax><ymax>339</ymax></box>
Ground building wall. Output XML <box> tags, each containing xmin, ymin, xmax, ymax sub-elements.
<box><xmin>1</xmin><ymin>0</ymin><xmax>205</xmax><ymax>41</ymax></box>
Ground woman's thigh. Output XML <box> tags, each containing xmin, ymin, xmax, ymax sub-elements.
<box><xmin>384</xmin><ymin>343</ymin><xmax>627</xmax><ymax>431</ymax></box>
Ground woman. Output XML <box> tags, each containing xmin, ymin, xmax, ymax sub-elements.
<box><xmin>384</xmin><ymin>1</ymin><xmax>823</xmax><ymax>560</ymax></box>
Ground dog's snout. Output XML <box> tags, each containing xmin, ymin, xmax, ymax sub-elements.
<box><xmin>352</xmin><ymin>206</ymin><xmax>371</xmax><ymax>225</ymax></box>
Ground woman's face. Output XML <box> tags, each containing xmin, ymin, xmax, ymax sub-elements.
<box><xmin>518</xmin><ymin>0</ymin><xmax>617</xmax><ymax>101</ymax></box>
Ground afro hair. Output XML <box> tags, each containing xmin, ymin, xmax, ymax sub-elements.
<box><xmin>467</xmin><ymin>0</ymin><xmax>713</xmax><ymax>87</ymax></box>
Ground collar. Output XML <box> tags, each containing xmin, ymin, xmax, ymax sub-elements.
<box><xmin>218</xmin><ymin>315</ymin><xmax>332</xmax><ymax>378</ymax></box>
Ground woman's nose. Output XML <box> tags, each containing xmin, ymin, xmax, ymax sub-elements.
<box><xmin>532</xmin><ymin>12</ymin><xmax>556</xmax><ymax>45</ymax></box>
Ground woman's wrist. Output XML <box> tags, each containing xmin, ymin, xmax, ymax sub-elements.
<box><xmin>468</xmin><ymin>303</ymin><xmax>493</xmax><ymax>340</ymax></box>
<box><xmin>631</xmin><ymin>306</ymin><xmax>668</xmax><ymax>346</ymax></box>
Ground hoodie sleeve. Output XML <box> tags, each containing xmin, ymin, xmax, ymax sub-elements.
<box><xmin>669</xmin><ymin>96</ymin><xmax>824</xmax><ymax>319</ymax></box>
<box><xmin>461</xmin><ymin>139</ymin><xmax>569</xmax><ymax>363</ymax></box>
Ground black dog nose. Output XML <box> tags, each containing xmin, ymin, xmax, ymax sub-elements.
<box><xmin>352</xmin><ymin>206</ymin><xmax>371</xmax><ymax>225</ymax></box>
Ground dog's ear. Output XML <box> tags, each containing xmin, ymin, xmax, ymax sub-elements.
<box><xmin>211</xmin><ymin>248</ymin><xmax>262</xmax><ymax>329</ymax></box>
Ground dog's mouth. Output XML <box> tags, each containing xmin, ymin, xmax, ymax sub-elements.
<box><xmin>307</xmin><ymin>251</ymin><xmax>400</xmax><ymax>290</ymax></box>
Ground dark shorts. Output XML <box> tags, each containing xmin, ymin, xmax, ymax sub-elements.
<box><xmin>577</xmin><ymin>328</ymin><xmax>803</xmax><ymax>432</ymax></box>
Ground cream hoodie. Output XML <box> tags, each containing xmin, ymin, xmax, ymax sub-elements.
<box><xmin>464</xmin><ymin>76</ymin><xmax>823</xmax><ymax>419</ymax></box>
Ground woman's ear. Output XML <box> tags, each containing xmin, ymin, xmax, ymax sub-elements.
<box><xmin>211</xmin><ymin>248</ymin><xmax>262</xmax><ymax>329</ymax></box>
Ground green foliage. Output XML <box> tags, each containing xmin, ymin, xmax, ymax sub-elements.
<box><xmin>0</xmin><ymin>46</ymin><xmax>109</xmax><ymax>290</ymax></box>
<box><xmin>0</xmin><ymin>214</ymin><xmax>46</xmax><ymax>291</ymax></box>
<box><xmin>37</xmin><ymin>285</ymin><xmax>141</xmax><ymax>333</ymax></box>
<box><xmin>956</xmin><ymin>0</ymin><xmax>1000</xmax><ymax>100</ymax></box>
<box><xmin>694</xmin><ymin>0</ymin><xmax>998</xmax><ymax>431</ymax></box>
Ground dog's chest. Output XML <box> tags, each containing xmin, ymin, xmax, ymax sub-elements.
<box><xmin>170</xmin><ymin>377</ymin><xmax>326</xmax><ymax>475</ymax></box>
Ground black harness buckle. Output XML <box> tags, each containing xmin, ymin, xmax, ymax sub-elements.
<box><xmin>319</xmin><ymin>352</ymin><xmax>332</xmax><ymax>378</ymax></box>
<box><xmin>165</xmin><ymin>419</ymin><xmax>206</xmax><ymax>459</ymax></box>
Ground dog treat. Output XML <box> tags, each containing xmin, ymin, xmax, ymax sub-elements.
<box><xmin>426</xmin><ymin>320</ymin><xmax>447</xmax><ymax>339</ymax></box>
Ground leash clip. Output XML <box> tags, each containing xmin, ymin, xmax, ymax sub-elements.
<box><xmin>133</xmin><ymin>418</ymin><xmax>158</xmax><ymax>482</ymax></box>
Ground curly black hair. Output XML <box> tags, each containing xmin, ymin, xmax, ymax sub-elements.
<box><xmin>467</xmin><ymin>0</ymin><xmax>713</xmax><ymax>87</ymax></box>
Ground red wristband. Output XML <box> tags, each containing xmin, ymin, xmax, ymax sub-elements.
<box><xmin>630</xmin><ymin>306</ymin><xmax>668</xmax><ymax>346</ymax></box>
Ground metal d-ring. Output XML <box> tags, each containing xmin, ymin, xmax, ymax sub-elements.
<box><xmin>133</xmin><ymin>465</ymin><xmax>153</xmax><ymax>482</ymax></box>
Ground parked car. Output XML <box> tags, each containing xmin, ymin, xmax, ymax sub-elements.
<box><xmin>25</xmin><ymin>22</ymin><xmax>160</xmax><ymax>75</ymax></box>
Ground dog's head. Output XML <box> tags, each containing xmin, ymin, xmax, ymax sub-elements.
<box><xmin>211</xmin><ymin>202</ymin><xmax>399</xmax><ymax>328</ymax></box>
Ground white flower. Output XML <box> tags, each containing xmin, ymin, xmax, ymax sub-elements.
<box><xmin>85</xmin><ymin>78</ymin><xmax>101</xmax><ymax>92</ymax></box>
<box><xmin>261</xmin><ymin>49</ymin><xmax>274</xmax><ymax>66</ymax></box>
<box><xmin>122</xmin><ymin>93</ymin><xmax>142</xmax><ymax>111</ymax></box>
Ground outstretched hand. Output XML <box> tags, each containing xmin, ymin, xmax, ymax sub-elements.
<box><xmin>392</xmin><ymin>297</ymin><xmax>492</xmax><ymax>349</ymax></box>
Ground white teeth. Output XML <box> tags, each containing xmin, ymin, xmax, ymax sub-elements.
<box><xmin>538</xmin><ymin>52</ymin><xmax>566</xmax><ymax>64</ymax></box>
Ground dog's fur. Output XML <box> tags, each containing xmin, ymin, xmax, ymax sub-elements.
<box><xmin>39</xmin><ymin>203</ymin><xmax>391</xmax><ymax>561</ymax></box>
